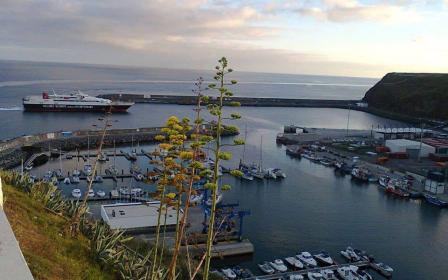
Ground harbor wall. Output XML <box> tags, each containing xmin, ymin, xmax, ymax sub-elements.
<box><xmin>0</xmin><ymin>126</ymin><xmax>238</xmax><ymax>169</ymax></box>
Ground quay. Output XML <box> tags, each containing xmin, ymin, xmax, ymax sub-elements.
<box><xmin>98</xmin><ymin>93</ymin><xmax>362</xmax><ymax>109</ymax></box>
<box><xmin>247</xmin><ymin>261</ymin><xmax>371</xmax><ymax>280</ymax></box>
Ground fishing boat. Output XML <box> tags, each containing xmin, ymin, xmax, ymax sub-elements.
<box><xmin>96</xmin><ymin>190</ymin><xmax>106</xmax><ymax>197</ymax></box>
<box><xmin>351</xmin><ymin>167</ymin><xmax>371</xmax><ymax>182</ymax></box>
<box><xmin>340</xmin><ymin>246</ymin><xmax>361</xmax><ymax>262</ymax></box>
<box><xmin>284</xmin><ymin>256</ymin><xmax>304</xmax><ymax>269</ymax></box>
<box><xmin>386</xmin><ymin>182</ymin><xmax>410</xmax><ymax>198</ymax></box>
<box><xmin>258</xmin><ymin>262</ymin><xmax>275</xmax><ymax>274</ymax></box>
<box><xmin>221</xmin><ymin>268</ymin><xmax>236</xmax><ymax>279</ymax></box>
<box><xmin>296</xmin><ymin>252</ymin><xmax>317</xmax><ymax>267</ymax></box>
<box><xmin>269</xmin><ymin>259</ymin><xmax>288</xmax><ymax>272</ymax></box>
<box><xmin>423</xmin><ymin>193</ymin><xmax>448</xmax><ymax>207</ymax></box>
<box><xmin>308</xmin><ymin>272</ymin><xmax>324</xmax><ymax>280</ymax></box>
<box><xmin>313</xmin><ymin>251</ymin><xmax>334</xmax><ymax>265</ymax></box>
<box><xmin>72</xmin><ymin>189</ymin><xmax>82</xmax><ymax>199</ymax></box>
<box><xmin>321</xmin><ymin>269</ymin><xmax>337</xmax><ymax>280</ymax></box>
<box><xmin>370</xmin><ymin>261</ymin><xmax>394</xmax><ymax>277</ymax></box>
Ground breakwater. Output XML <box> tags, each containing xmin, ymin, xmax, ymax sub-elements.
<box><xmin>0</xmin><ymin>126</ymin><xmax>238</xmax><ymax>169</ymax></box>
<box><xmin>98</xmin><ymin>94</ymin><xmax>362</xmax><ymax>109</ymax></box>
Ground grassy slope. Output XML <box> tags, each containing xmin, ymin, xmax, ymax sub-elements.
<box><xmin>363</xmin><ymin>73</ymin><xmax>448</xmax><ymax>120</ymax></box>
<box><xmin>3</xmin><ymin>184</ymin><xmax>117</xmax><ymax>280</ymax></box>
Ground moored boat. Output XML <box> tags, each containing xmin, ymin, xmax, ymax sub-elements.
<box><xmin>297</xmin><ymin>251</ymin><xmax>317</xmax><ymax>267</ymax></box>
<box><xmin>284</xmin><ymin>256</ymin><xmax>304</xmax><ymax>270</ymax></box>
<box><xmin>308</xmin><ymin>272</ymin><xmax>324</xmax><ymax>280</ymax></box>
<box><xmin>258</xmin><ymin>262</ymin><xmax>275</xmax><ymax>274</ymax></box>
<box><xmin>321</xmin><ymin>269</ymin><xmax>337</xmax><ymax>280</ymax></box>
<box><xmin>221</xmin><ymin>268</ymin><xmax>236</xmax><ymax>279</ymax></box>
<box><xmin>313</xmin><ymin>251</ymin><xmax>334</xmax><ymax>265</ymax></box>
<box><xmin>72</xmin><ymin>189</ymin><xmax>82</xmax><ymax>199</ymax></box>
<box><xmin>340</xmin><ymin>246</ymin><xmax>361</xmax><ymax>262</ymax></box>
<box><xmin>370</xmin><ymin>261</ymin><xmax>394</xmax><ymax>277</ymax></box>
<box><xmin>423</xmin><ymin>193</ymin><xmax>448</xmax><ymax>207</ymax></box>
<box><xmin>269</xmin><ymin>259</ymin><xmax>288</xmax><ymax>272</ymax></box>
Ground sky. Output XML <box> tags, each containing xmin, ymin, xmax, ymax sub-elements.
<box><xmin>1</xmin><ymin>0</ymin><xmax>447</xmax><ymax>78</ymax></box>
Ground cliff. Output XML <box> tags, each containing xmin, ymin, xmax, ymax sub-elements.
<box><xmin>363</xmin><ymin>73</ymin><xmax>448</xmax><ymax>120</ymax></box>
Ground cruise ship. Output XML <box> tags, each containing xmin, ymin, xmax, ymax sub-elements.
<box><xmin>22</xmin><ymin>91</ymin><xmax>134</xmax><ymax>112</ymax></box>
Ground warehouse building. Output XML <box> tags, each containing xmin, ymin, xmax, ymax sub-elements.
<box><xmin>374</xmin><ymin>128</ymin><xmax>434</xmax><ymax>140</ymax></box>
<box><xmin>385</xmin><ymin>139</ymin><xmax>435</xmax><ymax>158</ymax></box>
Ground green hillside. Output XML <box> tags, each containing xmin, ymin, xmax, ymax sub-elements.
<box><xmin>363</xmin><ymin>73</ymin><xmax>448</xmax><ymax>120</ymax></box>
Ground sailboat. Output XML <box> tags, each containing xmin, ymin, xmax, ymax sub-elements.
<box><xmin>59</xmin><ymin>150</ymin><xmax>71</xmax><ymax>184</ymax></box>
<box><xmin>237</xmin><ymin>124</ymin><xmax>254</xmax><ymax>181</ymax></box>
<box><xmin>106</xmin><ymin>140</ymin><xmax>119</xmax><ymax>176</ymax></box>
<box><xmin>84</xmin><ymin>135</ymin><xmax>92</xmax><ymax>175</ymax></box>
<box><xmin>249</xmin><ymin>135</ymin><xmax>264</xmax><ymax>180</ymax></box>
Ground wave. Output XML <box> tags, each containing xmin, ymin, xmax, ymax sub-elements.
<box><xmin>0</xmin><ymin>106</ymin><xmax>22</xmax><ymax>111</ymax></box>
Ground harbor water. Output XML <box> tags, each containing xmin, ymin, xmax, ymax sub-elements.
<box><xmin>1</xmin><ymin>61</ymin><xmax>447</xmax><ymax>279</ymax></box>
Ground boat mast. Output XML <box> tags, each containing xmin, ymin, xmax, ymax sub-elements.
<box><xmin>113</xmin><ymin>139</ymin><xmax>116</xmax><ymax>168</ymax></box>
<box><xmin>260</xmin><ymin>135</ymin><xmax>263</xmax><ymax>171</ymax></box>
<box><xmin>242</xmin><ymin>123</ymin><xmax>247</xmax><ymax>164</ymax></box>
<box><xmin>87</xmin><ymin>134</ymin><xmax>90</xmax><ymax>165</ymax></box>
<box><xmin>59</xmin><ymin>149</ymin><xmax>62</xmax><ymax>174</ymax></box>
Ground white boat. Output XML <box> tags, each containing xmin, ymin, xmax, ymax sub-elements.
<box><xmin>273</xmin><ymin>168</ymin><xmax>286</xmax><ymax>178</ymax></box>
<box><xmin>297</xmin><ymin>252</ymin><xmax>317</xmax><ymax>267</ymax></box>
<box><xmin>241</xmin><ymin>172</ymin><xmax>254</xmax><ymax>181</ymax></box>
<box><xmin>190</xmin><ymin>193</ymin><xmax>204</xmax><ymax>204</ymax></box>
<box><xmin>206</xmin><ymin>192</ymin><xmax>223</xmax><ymax>206</ymax></box>
<box><xmin>63</xmin><ymin>177</ymin><xmax>71</xmax><ymax>184</ymax></box>
<box><xmin>72</xmin><ymin>189</ymin><xmax>82</xmax><ymax>199</ymax></box>
<box><xmin>258</xmin><ymin>262</ymin><xmax>275</xmax><ymax>274</ymax></box>
<box><xmin>337</xmin><ymin>266</ymin><xmax>360</xmax><ymax>280</ymax></box>
<box><xmin>133</xmin><ymin>172</ymin><xmax>144</xmax><ymax>181</ymax></box>
<box><xmin>73</xmin><ymin>169</ymin><xmax>81</xmax><ymax>176</ymax></box>
<box><xmin>308</xmin><ymin>272</ymin><xmax>324</xmax><ymax>280</ymax></box>
<box><xmin>371</xmin><ymin>262</ymin><xmax>393</xmax><ymax>277</ymax></box>
<box><xmin>106</xmin><ymin>166</ymin><xmax>119</xmax><ymax>175</ymax></box>
<box><xmin>264</xmin><ymin>168</ymin><xmax>277</xmax><ymax>179</ymax></box>
<box><xmin>378</xmin><ymin>176</ymin><xmax>390</xmax><ymax>188</ymax></box>
<box><xmin>350</xmin><ymin>266</ymin><xmax>373</xmax><ymax>280</ymax></box>
<box><xmin>88</xmin><ymin>189</ymin><xmax>95</xmax><ymax>197</ymax></box>
<box><xmin>55</xmin><ymin>169</ymin><xmax>62</xmax><ymax>177</ymax></box>
<box><xmin>25</xmin><ymin>165</ymin><xmax>33</xmax><ymax>171</ymax></box>
<box><xmin>84</xmin><ymin>164</ymin><xmax>92</xmax><ymax>175</ymax></box>
<box><xmin>119</xmin><ymin>187</ymin><xmax>130</xmax><ymax>195</ymax></box>
<box><xmin>131</xmin><ymin>188</ymin><xmax>143</xmax><ymax>196</ymax></box>
<box><xmin>269</xmin><ymin>259</ymin><xmax>288</xmax><ymax>272</ymax></box>
<box><xmin>321</xmin><ymin>269</ymin><xmax>338</xmax><ymax>280</ymax></box>
<box><xmin>284</xmin><ymin>256</ymin><xmax>304</xmax><ymax>269</ymax></box>
<box><xmin>340</xmin><ymin>246</ymin><xmax>361</xmax><ymax>262</ymax></box>
<box><xmin>288</xmin><ymin>275</ymin><xmax>304</xmax><ymax>280</ymax></box>
<box><xmin>71</xmin><ymin>176</ymin><xmax>80</xmax><ymax>184</ymax></box>
<box><xmin>314</xmin><ymin>251</ymin><xmax>334</xmax><ymax>265</ymax></box>
<box><xmin>221</xmin><ymin>268</ymin><xmax>237</xmax><ymax>279</ymax></box>
<box><xmin>98</xmin><ymin>152</ymin><xmax>107</xmax><ymax>162</ymax></box>
<box><xmin>96</xmin><ymin>190</ymin><xmax>106</xmax><ymax>197</ymax></box>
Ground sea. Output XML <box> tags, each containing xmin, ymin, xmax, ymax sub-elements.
<box><xmin>1</xmin><ymin>60</ymin><xmax>447</xmax><ymax>279</ymax></box>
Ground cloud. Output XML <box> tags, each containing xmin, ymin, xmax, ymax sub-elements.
<box><xmin>296</xmin><ymin>0</ymin><xmax>420</xmax><ymax>22</ymax></box>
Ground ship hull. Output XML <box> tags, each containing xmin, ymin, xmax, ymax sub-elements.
<box><xmin>23</xmin><ymin>103</ymin><xmax>132</xmax><ymax>113</ymax></box>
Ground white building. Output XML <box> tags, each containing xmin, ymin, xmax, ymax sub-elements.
<box><xmin>101</xmin><ymin>202</ymin><xmax>182</xmax><ymax>233</ymax></box>
<box><xmin>374</xmin><ymin>128</ymin><xmax>434</xmax><ymax>140</ymax></box>
<box><xmin>385</xmin><ymin>139</ymin><xmax>435</xmax><ymax>158</ymax></box>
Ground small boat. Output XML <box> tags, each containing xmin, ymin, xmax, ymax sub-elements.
<box><xmin>337</xmin><ymin>266</ymin><xmax>359</xmax><ymax>280</ymax></box>
<box><xmin>378</xmin><ymin>175</ymin><xmax>390</xmax><ymax>188</ymax></box>
<box><xmin>231</xmin><ymin>266</ymin><xmax>254</xmax><ymax>279</ymax></box>
<box><xmin>73</xmin><ymin>169</ymin><xmax>81</xmax><ymax>176</ymax></box>
<box><xmin>264</xmin><ymin>168</ymin><xmax>277</xmax><ymax>179</ymax></box>
<box><xmin>351</xmin><ymin>167</ymin><xmax>371</xmax><ymax>182</ymax></box>
<box><xmin>84</xmin><ymin>164</ymin><xmax>92</xmax><ymax>175</ymax></box>
<box><xmin>71</xmin><ymin>176</ymin><xmax>80</xmax><ymax>184</ymax></box>
<box><xmin>55</xmin><ymin>169</ymin><xmax>63</xmax><ymax>178</ymax></box>
<box><xmin>350</xmin><ymin>266</ymin><xmax>373</xmax><ymax>280</ymax></box>
<box><xmin>105</xmin><ymin>166</ymin><xmax>119</xmax><ymax>175</ymax></box>
<box><xmin>308</xmin><ymin>272</ymin><xmax>324</xmax><ymax>280</ymax></box>
<box><xmin>288</xmin><ymin>275</ymin><xmax>304</xmax><ymax>280</ymax></box>
<box><xmin>353</xmin><ymin>248</ymin><xmax>371</xmax><ymax>262</ymax></box>
<box><xmin>206</xmin><ymin>192</ymin><xmax>223</xmax><ymax>206</ymax></box>
<box><xmin>321</xmin><ymin>269</ymin><xmax>337</xmax><ymax>280</ymax></box>
<box><xmin>133</xmin><ymin>172</ymin><xmax>144</xmax><ymax>181</ymax></box>
<box><xmin>340</xmin><ymin>246</ymin><xmax>361</xmax><ymax>262</ymax></box>
<box><xmin>190</xmin><ymin>193</ymin><xmax>204</xmax><ymax>204</ymax></box>
<box><xmin>258</xmin><ymin>262</ymin><xmax>275</xmax><ymax>274</ymax></box>
<box><xmin>72</xmin><ymin>189</ymin><xmax>82</xmax><ymax>199</ymax></box>
<box><xmin>242</xmin><ymin>172</ymin><xmax>254</xmax><ymax>181</ymax></box>
<box><xmin>63</xmin><ymin>177</ymin><xmax>71</xmax><ymax>184</ymax></box>
<box><xmin>370</xmin><ymin>261</ymin><xmax>394</xmax><ymax>277</ymax></box>
<box><xmin>423</xmin><ymin>193</ymin><xmax>448</xmax><ymax>207</ymax></box>
<box><xmin>25</xmin><ymin>165</ymin><xmax>33</xmax><ymax>171</ymax></box>
<box><xmin>98</xmin><ymin>152</ymin><xmax>107</xmax><ymax>162</ymax></box>
<box><xmin>131</xmin><ymin>188</ymin><xmax>143</xmax><ymax>196</ymax></box>
<box><xmin>96</xmin><ymin>190</ymin><xmax>106</xmax><ymax>197</ymax></box>
<box><xmin>314</xmin><ymin>251</ymin><xmax>334</xmax><ymax>265</ymax></box>
<box><xmin>221</xmin><ymin>268</ymin><xmax>236</xmax><ymax>279</ymax></box>
<box><xmin>129</xmin><ymin>151</ymin><xmax>138</xmax><ymax>161</ymax></box>
<box><xmin>284</xmin><ymin>256</ymin><xmax>304</xmax><ymax>269</ymax></box>
<box><xmin>269</xmin><ymin>259</ymin><xmax>288</xmax><ymax>272</ymax></box>
<box><xmin>296</xmin><ymin>251</ymin><xmax>317</xmax><ymax>267</ymax></box>
<box><xmin>273</xmin><ymin>168</ymin><xmax>286</xmax><ymax>178</ymax></box>
<box><xmin>65</xmin><ymin>154</ymin><xmax>73</xmax><ymax>159</ymax></box>
<box><xmin>119</xmin><ymin>187</ymin><xmax>130</xmax><ymax>195</ymax></box>
<box><xmin>320</xmin><ymin>159</ymin><xmax>333</xmax><ymax>167</ymax></box>
<box><xmin>88</xmin><ymin>189</ymin><xmax>95</xmax><ymax>197</ymax></box>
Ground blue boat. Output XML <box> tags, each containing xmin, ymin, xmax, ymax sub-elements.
<box><xmin>423</xmin><ymin>193</ymin><xmax>448</xmax><ymax>207</ymax></box>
